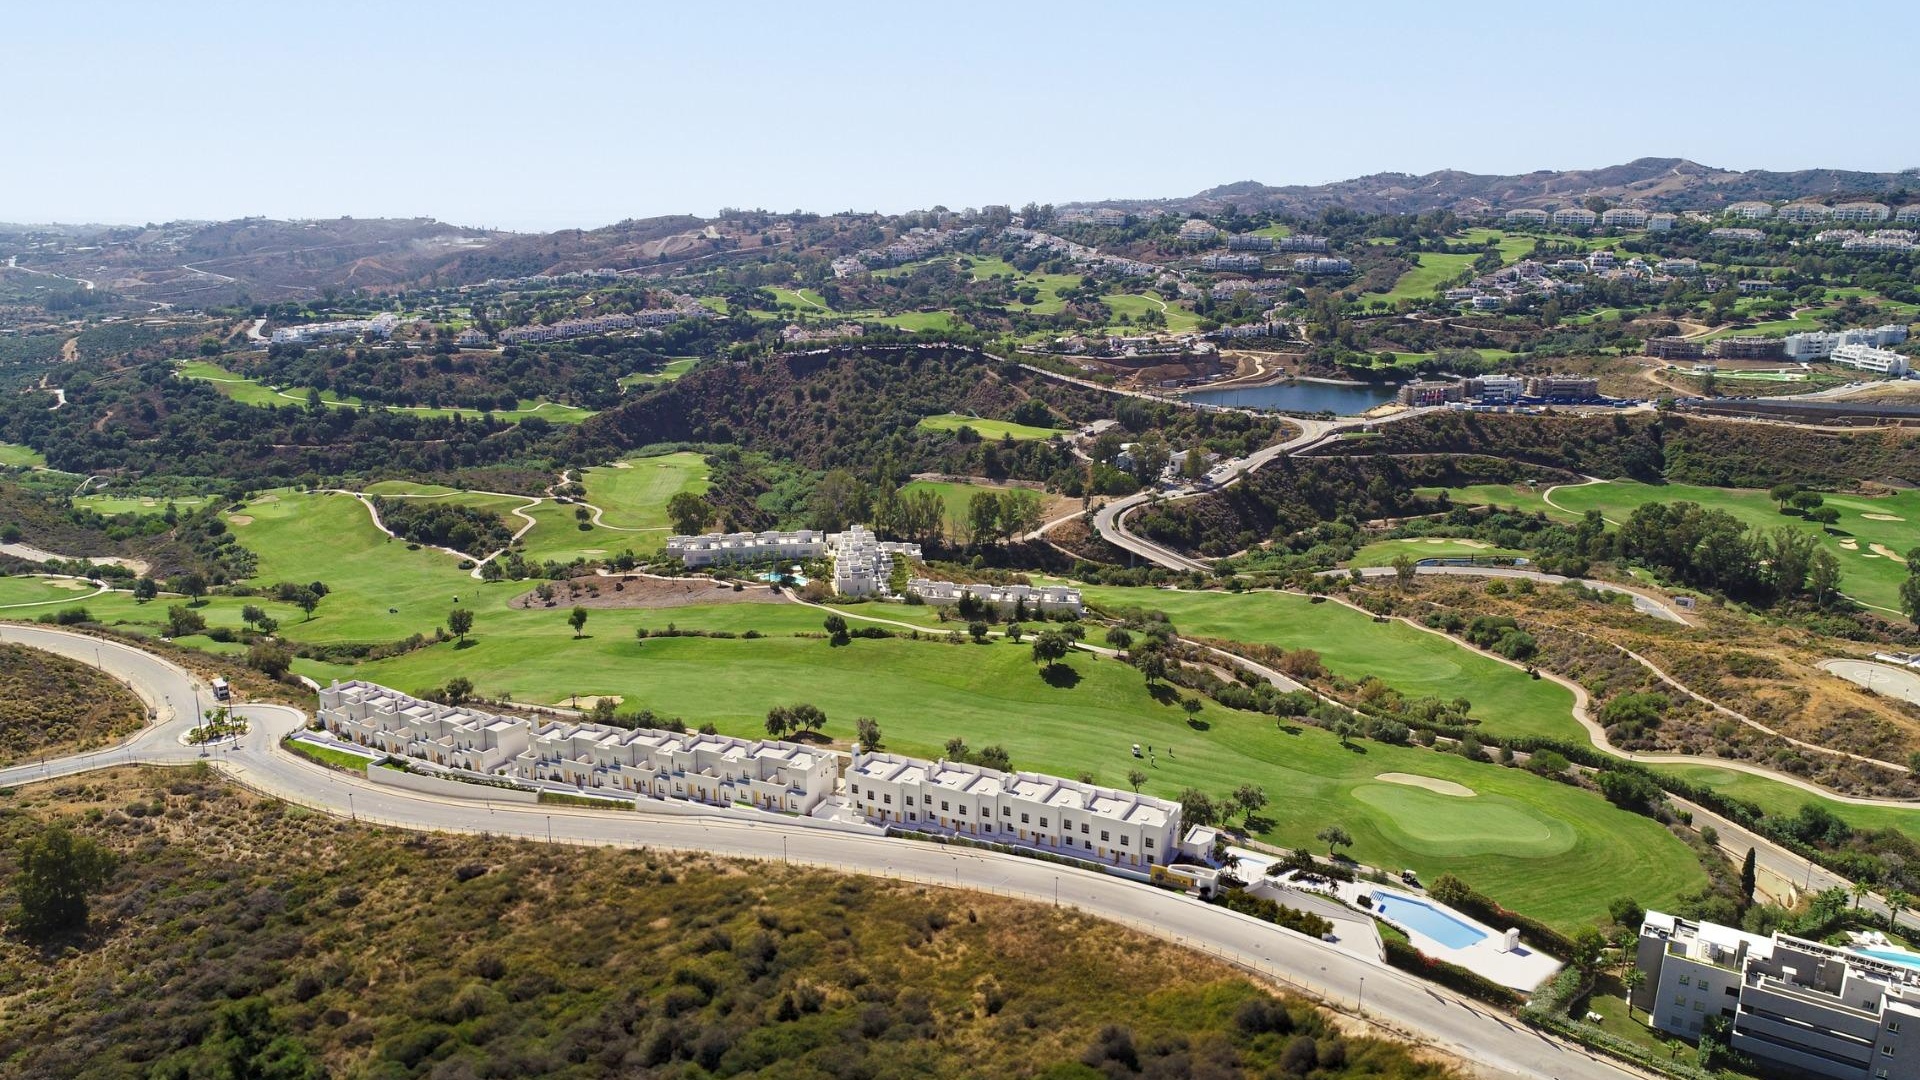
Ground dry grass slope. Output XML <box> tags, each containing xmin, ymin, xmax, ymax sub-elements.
<box><xmin>0</xmin><ymin>643</ymin><xmax>144</xmax><ymax>767</ymax></box>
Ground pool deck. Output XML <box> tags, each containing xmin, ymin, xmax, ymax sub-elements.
<box><xmin>1336</xmin><ymin>882</ymin><xmax>1561</xmax><ymax>991</ymax></box>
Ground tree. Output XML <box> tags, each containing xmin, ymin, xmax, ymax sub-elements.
<box><xmin>822</xmin><ymin>613</ymin><xmax>850</xmax><ymax>646</ymax></box>
<box><xmin>289</xmin><ymin>586</ymin><xmax>321</xmax><ymax>620</ymax></box>
<box><xmin>568</xmin><ymin>606</ymin><xmax>589</xmax><ymax>638</ymax></box>
<box><xmin>968</xmin><ymin>621</ymin><xmax>990</xmax><ymax>642</ymax></box>
<box><xmin>808</xmin><ymin>469</ymin><xmax>870</xmax><ymax>533</ymax></box>
<box><xmin>1740</xmin><ymin>847</ymin><xmax>1757</xmax><ymax>905</ymax></box>
<box><xmin>1030</xmin><ymin>630</ymin><xmax>1070</xmax><ymax>669</ymax></box>
<box><xmin>1178</xmin><ymin>788</ymin><xmax>1219</xmax><ymax>828</ymax></box>
<box><xmin>997</xmin><ymin>489</ymin><xmax>1043</xmax><ymax>540</ymax></box>
<box><xmin>966</xmin><ymin>491</ymin><xmax>1000</xmax><ymax>545</ymax></box>
<box><xmin>1888</xmin><ymin>889</ymin><xmax>1911</xmax><ymax>931</ymax></box>
<box><xmin>246</xmin><ymin>638</ymin><xmax>293</xmax><ymax>679</ymax></box>
<box><xmin>1805</xmin><ymin>506</ymin><xmax>1841</xmax><ymax>526</ymax></box>
<box><xmin>1571</xmin><ymin>925</ymin><xmax>1608</xmax><ymax>974</ymax></box>
<box><xmin>1768</xmin><ymin>483</ymin><xmax>1800</xmax><ymax>509</ymax></box>
<box><xmin>1180</xmin><ymin>448</ymin><xmax>1207</xmax><ymax>481</ymax></box>
<box><xmin>1127</xmin><ymin>768</ymin><xmax>1149</xmax><ymax>792</ymax></box>
<box><xmin>1903</xmin><ymin>552</ymin><xmax>1920</xmax><ymax>627</ymax></box>
<box><xmin>441</xmin><ymin>677</ymin><xmax>474</xmax><ymax>706</ymax></box>
<box><xmin>165</xmin><ymin>604</ymin><xmax>206</xmax><ymax>638</ymax></box>
<box><xmin>765</xmin><ymin>707</ymin><xmax>792</xmax><ymax>738</ymax></box>
<box><xmin>855</xmin><ymin>716</ymin><xmax>883</xmax><ymax>751</ymax></box>
<box><xmin>1104</xmin><ymin>627</ymin><xmax>1134</xmax><ymax>652</ymax></box>
<box><xmin>666</xmin><ymin>491</ymin><xmax>711</xmax><ymax>535</ymax></box>
<box><xmin>1390</xmin><ymin>553</ymin><xmax>1418</xmax><ymax>588</ymax></box>
<box><xmin>12</xmin><ymin>824</ymin><xmax>117</xmax><ymax>936</ymax></box>
<box><xmin>1232</xmin><ymin>784</ymin><xmax>1267</xmax><ymax>824</ymax></box>
<box><xmin>131</xmin><ymin>576</ymin><xmax>158</xmax><ymax>603</ymax></box>
<box><xmin>447</xmin><ymin>607</ymin><xmax>474</xmax><ymax>644</ymax></box>
<box><xmin>1005</xmin><ymin>622</ymin><xmax>1024</xmax><ymax>644</ymax></box>
<box><xmin>240</xmin><ymin>604</ymin><xmax>267</xmax><ymax>630</ymax></box>
<box><xmin>173</xmin><ymin>572</ymin><xmax>208</xmax><ymax>605</ymax></box>
<box><xmin>1789</xmin><ymin>490</ymin><xmax>1825</xmax><ymax>514</ymax></box>
<box><xmin>1808</xmin><ymin>547</ymin><xmax>1842</xmax><ymax>609</ymax></box>
<box><xmin>1317</xmin><ymin>825</ymin><xmax>1353</xmax><ymax>857</ymax></box>
<box><xmin>1137</xmin><ymin>649</ymin><xmax>1168</xmax><ymax>686</ymax></box>
<box><xmin>1623</xmin><ymin>968</ymin><xmax>1647</xmax><ymax>1016</ymax></box>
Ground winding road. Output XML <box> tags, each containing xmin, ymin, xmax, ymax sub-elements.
<box><xmin>0</xmin><ymin>623</ymin><xmax>1641</xmax><ymax>1080</ymax></box>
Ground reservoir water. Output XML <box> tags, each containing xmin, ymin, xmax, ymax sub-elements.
<box><xmin>1180</xmin><ymin>380</ymin><xmax>1396</xmax><ymax>415</ymax></box>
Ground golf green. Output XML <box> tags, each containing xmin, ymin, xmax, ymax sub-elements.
<box><xmin>1351</xmin><ymin>783</ymin><xmax>1575</xmax><ymax>858</ymax></box>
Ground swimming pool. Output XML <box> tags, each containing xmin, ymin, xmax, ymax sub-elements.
<box><xmin>1373</xmin><ymin>892</ymin><xmax>1488</xmax><ymax>950</ymax></box>
<box><xmin>1853</xmin><ymin>947</ymin><xmax>1920</xmax><ymax>969</ymax></box>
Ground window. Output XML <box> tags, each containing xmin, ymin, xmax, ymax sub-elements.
<box><xmin>1002</xmin><ymin>807</ymin><xmax>1011</xmax><ymax>816</ymax></box>
<box><xmin>1039</xmin><ymin>818</ymin><xmax>1049</xmax><ymax>828</ymax></box>
<box><xmin>941</xmin><ymin>801</ymin><xmax>950</xmax><ymax>812</ymax></box>
<box><xmin>1884</xmin><ymin>1046</ymin><xmax>1896</xmax><ymax>1058</ymax></box>
<box><xmin>1120</xmin><ymin>836</ymin><xmax>1129</xmax><ymax>847</ymax></box>
<box><xmin>906</xmin><ymin>796</ymin><xmax>914</xmax><ymax>806</ymax></box>
<box><xmin>1698</xmin><ymin>982</ymin><xmax>1710</xmax><ymax>994</ymax></box>
<box><xmin>1678</xmin><ymin>975</ymin><xmax>1691</xmax><ymax>987</ymax></box>
<box><xmin>1668</xmin><ymin>1015</ymin><xmax>1683</xmax><ymax>1029</ymax></box>
<box><xmin>1892</xmin><ymin>1021</ymin><xmax>1903</xmax><ymax>1034</ymax></box>
<box><xmin>1081</xmin><ymin>824</ymin><xmax>1090</xmax><ymax>834</ymax></box>
<box><xmin>1101</xmin><ymin>831</ymin><xmax>1111</xmax><ymax>843</ymax></box>
<box><xmin>883</xmin><ymin>794</ymin><xmax>892</xmax><ymax>805</ymax></box>
<box><xmin>1673</xmin><ymin>994</ymin><xmax>1686</xmax><ymax>1006</ymax></box>
<box><xmin>1145</xmin><ymin>838</ymin><xmax>1155</xmax><ymax>850</ymax></box>
<box><xmin>957</xmin><ymin>806</ymin><xmax>967</xmax><ymax>816</ymax></box>
<box><xmin>1692</xmin><ymin>1002</ymin><xmax>1704</xmax><ymax>1012</ymax></box>
<box><xmin>1021</xmin><ymin>813</ymin><xmax>1030</xmax><ymax>824</ymax></box>
<box><xmin>850</xmin><ymin>784</ymin><xmax>860</xmax><ymax>794</ymax></box>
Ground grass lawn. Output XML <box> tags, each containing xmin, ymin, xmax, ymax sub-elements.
<box><xmin>1378</xmin><ymin>253</ymin><xmax>1478</xmax><ymax>304</ymax></box>
<box><xmin>900</xmin><ymin>479</ymin><xmax>1038</xmax><ymax>526</ymax></box>
<box><xmin>1417</xmin><ymin>483</ymin><xmax>1562</xmax><ymax>518</ymax></box>
<box><xmin>1350</xmin><ymin>538</ymin><xmax>1529</xmax><ymax>567</ymax></box>
<box><xmin>917</xmin><ymin>413</ymin><xmax>1062</xmax><ymax>441</ymax></box>
<box><xmin>0</xmin><ymin>442</ymin><xmax>47</xmax><ymax>468</ymax></box>
<box><xmin>0</xmin><ymin>575</ymin><xmax>101</xmax><ymax>607</ymax></box>
<box><xmin>618</xmin><ymin>357</ymin><xmax>698</xmax><ymax>387</ymax></box>
<box><xmin>1651</xmin><ymin>762</ymin><xmax>1920</xmax><ymax>845</ymax></box>
<box><xmin>1099</xmin><ymin>292</ymin><xmax>1202</xmax><ymax>332</ymax></box>
<box><xmin>342</xmin><ymin>625</ymin><xmax>1701</xmax><ymax>931</ymax></box>
<box><xmin>1073</xmin><ymin>585</ymin><xmax>1584</xmax><ymax>743</ymax></box>
<box><xmin>178</xmin><ymin>360</ymin><xmax>595</xmax><ymax>424</ymax></box>
<box><xmin>1547</xmin><ymin>481</ymin><xmax>1919</xmax><ymax>613</ymax></box>
<box><xmin>576</xmin><ymin>451</ymin><xmax>710</xmax><ymax>531</ymax></box>
<box><xmin>73</xmin><ymin>493</ymin><xmax>214</xmax><ymax>516</ymax></box>
<box><xmin>285</xmin><ymin>738</ymin><xmax>380</xmax><ymax>772</ymax></box>
<box><xmin>870</xmin><ymin>311</ymin><xmax>963</xmax><ymax>332</ymax></box>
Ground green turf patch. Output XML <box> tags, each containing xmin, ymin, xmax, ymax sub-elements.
<box><xmin>0</xmin><ymin>442</ymin><xmax>47</xmax><ymax>468</ymax></box>
<box><xmin>916</xmin><ymin>413</ymin><xmax>1062</xmax><ymax>441</ymax></box>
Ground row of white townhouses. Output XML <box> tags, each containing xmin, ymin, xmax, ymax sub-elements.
<box><xmin>318</xmin><ymin>681</ymin><xmax>838</xmax><ymax>812</ymax></box>
<box><xmin>847</xmin><ymin>747</ymin><xmax>1183</xmax><ymax>869</ymax></box>
<box><xmin>315</xmin><ymin>681</ymin><xmax>1186</xmax><ymax>871</ymax></box>
<box><xmin>1636</xmin><ymin>911</ymin><xmax>1920</xmax><ymax>1080</ymax></box>
<box><xmin>904</xmin><ymin>578</ymin><xmax>1085</xmax><ymax>616</ymax></box>
<box><xmin>664</xmin><ymin>525</ymin><xmax>921</xmax><ymax>596</ymax></box>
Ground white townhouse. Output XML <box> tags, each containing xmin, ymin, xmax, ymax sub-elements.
<box><xmin>1784</xmin><ymin>324</ymin><xmax>1909</xmax><ymax>361</ymax></box>
<box><xmin>1586</xmin><ymin>249</ymin><xmax>1618</xmax><ymax>270</ymax></box>
<box><xmin>1647</xmin><ymin>213</ymin><xmax>1677</xmax><ymax>232</ymax></box>
<box><xmin>1725</xmin><ymin>201</ymin><xmax>1776</xmax><ymax>220</ymax></box>
<box><xmin>1635</xmin><ymin>912</ymin><xmax>1920</xmax><ymax>1080</ymax></box>
<box><xmin>320</xmin><ymin>681</ymin><xmax>530</xmax><ymax>772</ymax></box>
<box><xmin>1276</xmin><ymin>234</ymin><xmax>1330</xmax><ymax>252</ymax></box>
<box><xmin>904</xmin><ymin>578</ymin><xmax>1084</xmax><ymax>616</ymax></box>
<box><xmin>1552</xmin><ymin>207</ymin><xmax>1598</xmax><ymax>229</ymax></box>
<box><xmin>1503</xmin><ymin>208</ymin><xmax>1550</xmax><ymax>225</ymax></box>
<box><xmin>1226</xmin><ymin>233</ymin><xmax>1275</xmax><ymax>251</ymax></box>
<box><xmin>1200</xmin><ymin>253</ymin><xmax>1265</xmax><ymax>272</ymax></box>
<box><xmin>316</xmin><ymin>681</ymin><xmax>837</xmax><ymax>813</ymax></box>
<box><xmin>1293</xmin><ymin>256</ymin><xmax>1352</xmax><ymax>274</ymax></box>
<box><xmin>1778</xmin><ymin>202</ymin><xmax>1833</xmax><ymax>223</ymax></box>
<box><xmin>668</xmin><ymin>528</ymin><xmax>828</xmax><ymax>567</ymax></box>
<box><xmin>847</xmin><ymin>748</ymin><xmax>1183</xmax><ymax>870</ymax></box>
<box><xmin>1833</xmin><ymin>202</ymin><xmax>1893</xmax><ymax>223</ymax></box>
<box><xmin>515</xmin><ymin>723</ymin><xmax>837</xmax><ymax>813</ymax></box>
<box><xmin>1600</xmin><ymin>207</ymin><xmax>1648</xmax><ymax>229</ymax></box>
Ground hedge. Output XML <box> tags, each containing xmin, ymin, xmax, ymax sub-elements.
<box><xmin>1381</xmin><ymin>938</ymin><xmax>1522</xmax><ymax>1008</ymax></box>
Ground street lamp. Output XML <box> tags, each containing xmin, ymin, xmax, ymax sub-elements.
<box><xmin>348</xmin><ymin>792</ymin><xmax>355</xmax><ymax>822</ymax></box>
<box><xmin>547</xmin><ymin>815</ymin><xmax>552</xmax><ymax>843</ymax></box>
<box><xmin>1357</xmin><ymin>976</ymin><xmax>1365</xmax><ymax>1014</ymax></box>
<box><xmin>782</xmin><ymin>836</ymin><xmax>789</xmax><ymax>865</ymax></box>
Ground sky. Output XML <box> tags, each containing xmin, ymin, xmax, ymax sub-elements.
<box><xmin>7</xmin><ymin>0</ymin><xmax>1915</xmax><ymax>232</ymax></box>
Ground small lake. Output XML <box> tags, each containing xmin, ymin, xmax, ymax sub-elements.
<box><xmin>1180</xmin><ymin>380</ymin><xmax>1396</xmax><ymax>415</ymax></box>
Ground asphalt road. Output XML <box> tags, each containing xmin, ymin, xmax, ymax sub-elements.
<box><xmin>0</xmin><ymin>624</ymin><xmax>1653</xmax><ymax>1079</ymax></box>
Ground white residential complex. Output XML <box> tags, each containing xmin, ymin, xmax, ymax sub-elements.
<box><xmin>1648</xmin><ymin>213</ymin><xmax>1677</xmax><ymax>231</ymax></box>
<box><xmin>847</xmin><ymin>747</ymin><xmax>1183</xmax><ymax>869</ymax></box>
<box><xmin>1899</xmin><ymin>206</ymin><xmax>1920</xmax><ymax>224</ymax></box>
<box><xmin>1725</xmin><ymin>201</ymin><xmax>1776</xmax><ymax>220</ymax></box>
<box><xmin>1833</xmin><ymin>202</ymin><xmax>1894</xmax><ymax>223</ymax></box>
<box><xmin>1504</xmin><ymin>208</ymin><xmax>1550</xmax><ymax>225</ymax></box>
<box><xmin>1200</xmin><ymin>253</ymin><xmax>1265</xmax><ymax>272</ymax></box>
<box><xmin>903</xmin><ymin>578</ymin><xmax>1084</xmax><ymax>616</ymax></box>
<box><xmin>1783</xmin><ymin>324</ymin><xmax>1910</xmax><ymax>361</ymax></box>
<box><xmin>316</xmin><ymin>681</ymin><xmax>840</xmax><ymax>813</ymax></box>
<box><xmin>1177</xmin><ymin>219</ymin><xmax>1220</xmax><ymax>243</ymax></box>
<box><xmin>1710</xmin><ymin>227</ymin><xmax>1767</xmax><ymax>242</ymax></box>
<box><xmin>1831</xmin><ymin>343</ymin><xmax>1912</xmax><ymax>376</ymax></box>
<box><xmin>1226</xmin><ymin>233</ymin><xmax>1275</xmax><ymax>251</ymax></box>
<box><xmin>1634</xmin><ymin>911</ymin><xmax>1920</xmax><ymax>1080</ymax></box>
<box><xmin>497</xmin><ymin>306</ymin><xmax>704</xmax><ymax>345</ymax></box>
<box><xmin>1552</xmin><ymin>208</ymin><xmax>1598</xmax><ymax>229</ymax></box>
<box><xmin>666</xmin><ymin>525</ymin><xmax>921</xmax><ymax>597</ymax></box>
<box><xmin>270</xmin><ymin>312</ymin><xmax>399</xmax><ymax>345</ymax></box>
<box><xmin>1293</xmin><ymin>256</ymin><xmax>1352</xmax><ymax>274</ymax></box>
<box><xmin>1600</xmin><ymin>208</ymin><xmax>1648</xmax><ymax>228</ymax></box>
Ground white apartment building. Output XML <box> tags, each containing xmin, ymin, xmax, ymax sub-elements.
<box><xmin>1552</xmin><ymin>207</ymin><xmax>1599</xmax><ymax>229</ymax></box>
<box><xmin>1833</xmin><ymin>202</ymin><xmax>1893</xmax><ymax>223</ymax></box>
<box><xmin>1648</xmin><ymin>213</ymin><xmax>1677</xmax><ymax>231</ymax></box>
<box><xmin>1897</xmin><ymin>206</ymin><xmax>1920</xmax><ymax>224</ymax></box>
<box><xmin>1504</xmin><ymin>208</ymin><xmax>1550</xmax><ymax>225</ymax></box>
<box><xmin>317</xmin><ymin>681</ymin><xmax>838</xmax><ymax>813</ymax></box>
<box><xmin>1200</xmin><ymin>253</ymin><xmax>1264</xmax><ymax>272</ymax></box>
<box><xmin>1831</xmin><ymin>343</ymin><xmax>1912</xmax><ymax>376</ymax></box>
<box><xmin>1293</xmin><ymin>256</ymin><xmax>1352</xmax><ymax>274</ymax></box>
<box><xmin>270</xmin><ymin>312</ymin><xmax>400</xmax><ymax>345</ymax></box>
<box><xmin>1276</xmin><ymin>234</ymin><xmax>1330</xmax><ymax>252</ymax></box>
<box><xmin>1778</xmin><ymin>202</ymin><xmax>1833</xmax><ymax>224</ymax></box>
<box><xmin>666</xmin><ymin>525</ymin><xmax>920</xmax><ymax>597</ymax></box>
<box><xmin>904</xmin><ymin>578</ymin><xmax>1084</xmax><ymax>616</ymax></box>
<box><xmin>1634</xmin><ymin>912</ymin><xmax>1920</xmax><ymax>1080</ymax></box>
<box><xmin>1226</xmin><ymin>233</ymin><xmax>1275</xmax><ymax>251</ymax></box>
<box><xmin>1783</xmin><ymin>324</ymin><xmax>1910</xmax><ymax>361</ymax></box>
<box><xmin>1177</xmin><ymin>219</ymin><xmax>1220</xmax><ymax>242</ymax></box>
<box><xmin>1710</xmin><ymin>227</ymin><xmax>1767</xmax><ymax>242</ymax></box>
<box><xmin>1090</xmin><ymin>209</ymin><xmax>1129</xmax><ymax>227</ymax></box>
<box><xmin>847</xmin><ymin>748</ymin><xmax>1182</xmax><ymax>870</ymax></box>
<box><xmin>1586</xmin><ymin>250</ymin><xmax>1617</xmax><ymax>270</ymax></box>
<box><xmin>1658</xmin><ymin>258</ymin><xmax>1701</xmax><ymax>275</ymax></box>
<box><xmin>1470</xmin><ymin>294</ymin><xmax>1504</xmax><ymax>311</ymax></box>
<box><xmin>1600</xmin><ymin>208</ymin><xmax>1648</xmax><ymax>228</ymax></box>
<box><xmin>1725</xmin><ymin>201</ymin><xmax>1776</xmax><ymax>220</ymax></box>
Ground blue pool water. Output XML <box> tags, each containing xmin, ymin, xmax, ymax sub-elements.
<box><xmin>1854</xmin><ymin>947</ymin><xmax>1920</xmax><ymax>969</ymax></box>
<box><xmin>1373</xmin><ymin>893</ymin><xmax>1488</xmax><ymax>950</ymax></box>
<box><xmin>757</xmin><ymin>571</ymin><xmax>810</xmax><ymax>586</ymax></box>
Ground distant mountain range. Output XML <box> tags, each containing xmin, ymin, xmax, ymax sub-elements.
<box><xmin>4</xmin><ymin>160</ymin><xmax>1915</xmax><ymax>304</ymax></box>
<box><xmin>1089</xmin><ymin>158</ymin><xmax>1920</xmax><ymax>216</ymax></box>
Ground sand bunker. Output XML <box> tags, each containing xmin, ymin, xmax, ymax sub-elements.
<box><xmin>227</xmin><ymin>514</ymin><xmax>254</xmax><ymax>526</ymax></box>
<box><xmin>1375</xmin><ymin>772</ymin><xmax>1475</xmax><ymax>797</ymax></box>
<box><xmin>1415</xmin><ymin>538</ymin><xmax>1491</xmax><ymax>548</ymax></box>
<box><xmin>1863</xmin><ymin>513</ymin><xmax>1905</xmax><ymax>522</ymax></box>
<box><xmin>1871</xmin><ymin>544</ymin><xmax>1908</xmax><ymax>564</ymax></box>
<box><xmin>1839</xmin><ymin>539</ymin><xmax>1860</xmax><ymax>549</ymax></box>
<box><xmin>609</xmin><ymin>461</ymin><xmax>633</xmax><ymax>468</ymax></box>
<box><xmin>556</xmin><ymin>695</ymin><xmax>624</xmax><ymax>710</ymax></box>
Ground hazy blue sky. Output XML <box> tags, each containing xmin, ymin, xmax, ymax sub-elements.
<box><xmin>7</xmin><ymin>0</ymin><xmax>1913</xmax><ymax>231</ymax></box>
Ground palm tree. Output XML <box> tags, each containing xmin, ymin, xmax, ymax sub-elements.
<box><xmin>1887</xmin><ymin>889</ymin><xmax>1911</xmax><ymax>932</ymax></box>
<box><xmin>1623</xmin><ymin>968</ymin><xmax>1646</xmax><ymax>1018</ymax></box>
<box><xmin>1854</xmin><ymin>880</ymin><xmax>1873</xmax><ymax>910</ymax></box>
